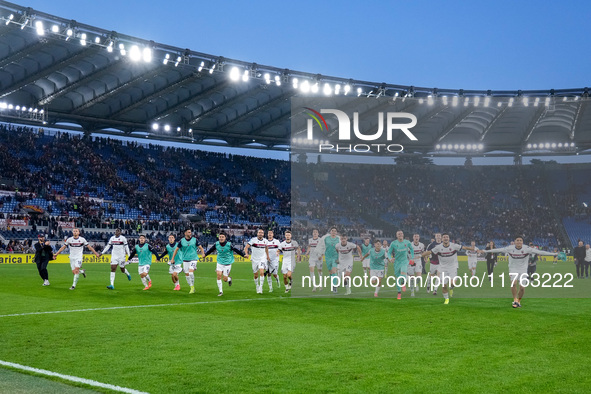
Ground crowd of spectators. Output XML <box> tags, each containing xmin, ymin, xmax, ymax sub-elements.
<box><xmin>0</xmin><ymin>123</ymin><xmax>290</xmax><ymax>247</ymax></box>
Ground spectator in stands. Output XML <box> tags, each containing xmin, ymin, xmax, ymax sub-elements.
<box><xmin>573</xmin><ymin>240</ymin><xmax>586</xmax><ymax>279</ymax></box>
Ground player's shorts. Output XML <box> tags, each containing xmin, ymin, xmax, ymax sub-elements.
<box><xmin>281</xmin><ymin>261</ymin><xmax>293</xmax><ymax>274</ymax></box>
<box><xmin>169</xmin><ymin>264</ymin><xmax>182</xmax><ymax>274</ymax></box>
<box><xmin>325</xmin><ymin>257</ymin><xmax>338</xmax><ymax>271</ymax></box>
<box><xmin>138</xmin><ymin>264</ymin><xmax>151</xmax><ymax>275</ymax></box>
<box><xmin>429</xmin><ymin>263</ymin><xmax>439</xmax><ymax>275</ymax></box>
<box><xmin>183</xmin><ymin>260</ymin><xmax>198</xmax><ymax>273</ymax></box>
<box><xmin>508</xmin><ymin>264</ymin><xmax>527</xmax><ymax>277</ymax></box>
<box><xmin>361</xmin><ymin>258</ymin><xmax>370</xmax><ymax>269</ymax></box>
<box><xmin>252</xmin><ymin>259</ymin><xmax>267</xmax><ymax>273</ymax></box>
<box><xmin>267</xmin><ymin>260</ymin><xmax>279</xmax><ymax>275</ymax></box>
<box><xmin>407</xmin><ymin>263</ymin><xmax>421</xmax><ymax>275</ymax></box>
<box><xmin>370</xmin><ymin>269</ymin><xmax>385</xmax><ymax>279</ymax></box>
<box><xmin>70</xmin><ymin>258</ymin><xmax>83</xmax><ymax>271</ymax></box>
<box><xmin>216</xmin><ymin>263</ymin><xmax>232</xmax><ymax>277</ymax></box>
<box><xmin>338</xmin><ymin>261</ymin><xmax>353</xmax><ymax>274</ymax></box>
<box><xmin>309</xmin><ymin>253</ymin><xmax>323</xmax><ymax>269</ymax></box>
<box><xmin>439</xmin><ymin>265</ymin><xmax>457</xmax><ymax>286</ymax></box>
<box><xmin>509</xmin><ymin>264</ymin><xmax>528</xmax><ymax>284</ymax></box>
<box><xmin>468</xmin><ymin>259</ymin><xmax>478</xmax><ymax>270</ymax></box>
<box><xmin>110</xmin><ymin>257</ymin><xmax>127</xmax><ymax>268</ymax></box>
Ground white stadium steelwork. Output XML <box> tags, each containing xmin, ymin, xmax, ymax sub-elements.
<box><xmin>0</xmin><ymin>1</ymin><xmax>589</xmax><ymax>157</ymax></box>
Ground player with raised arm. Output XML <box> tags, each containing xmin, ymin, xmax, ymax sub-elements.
<box><xmin>409</xmin><ymin>234</ymin><xmax>425</xmax><ymax>297</ymax></box>
<box><xmin>481</xmin><ymin>236</ymin><xmax>557</xmax><ymax>308</ymax></box>
<box><xmin>335</xmin><ymin>234</ymin><xmax>362</xmax><ymax>295</ymax></box>
<box><xmin>158</xmin><ymin>234</ymin><xmax>183</xmax><ymax>291</ymax></box>
<box><xmin>101</xmin><ymin>228</ymin><xmax>132</xmax><ymax>290</ymax></box>
<box><xmin>360</xmin><ymin>240</ymin><xmax>387</xmax><ymax>298</ymax></box>
<box><xmin>128</xmin><ymin>235</ymin><xmax>161</xmax><ymax>290</ymax></box>
<box><xmin>203</xmin><ymin>232</ymin><xmax>246</xmax><ymax>296</ymax></box>
<box><xmin>388</xmin><ymin>231</ymin><xmax>414</xmax><ymax>300</ymax></box>
<box><xmin>426</xmin><ymin>233</ymin><xmax>442</xmax><ymax>295</ymax></box>
<box><xmin>54</xmin><ymin>228</ymin><xmax>99</xmax><ymax>290</ymax></box>
<box><xmin>172</xmin><ymin>228</ymin><xmax>205</xmax><ymax>294</ymax></box>
<box><xmin>466</xmin><ymin>241</ymin><xmax>479</xmax><ymax>277</ymax></box>
<box><xmin>244</xmin><ymin>229</ymin><xmax>268</xmax><ymax>294</ymax></box>
<box><xmin>265</xmin><ymin>230</ymin><xmax>281</xmax><ymax>292</ymax></box>
<box><xmin>307</xmin><ymin>229</ymin><xmax>323</xmax><ymax>292</ymax></box>
<box><xmin>422</xmin><ymin>233</ymin><xmax>476</xmax><ymax>304</ymax></box>
<box><xmin>279</xmin><ymin>230</ymin><xmax>300</xmax><ymax>293</ymax></box>
<box><xmin>359</xmin><ymin>237</ymin><xmax>372</xmax><ymax>279</ymax></box>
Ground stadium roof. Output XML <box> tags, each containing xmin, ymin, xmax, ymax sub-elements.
<box><xmin>0</xmin><ymin>1</ymin><xmax>589</xmax><ymax>155</ymax></box>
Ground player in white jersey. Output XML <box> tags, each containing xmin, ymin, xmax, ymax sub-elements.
<box><xmin>466</xmin><ymin>241</ymin><xmax>480</xmax><ymax>277</ymax></box>
<box><xmin>422</xmin><ymin>233</ymin><xmax>476</xmax><ymax>304</ymax></box>
<box><xmin>100</xmin><ymin>228</ymin><xmax>132</xmax><ymax>289</ymax></box>
<box><xmin>334</xmin><ymin>234</ymin><xmax>362</xmax><ymax>295</ymax></box>
<box><xmin>307</xmin><ymin>229</ymin><xmax>323</xmax><ymax>292</ymax></box>
<box><xmin>359</xmin><ymin>237</ymin><xmax>372</xmax><ymax>278</ymax></box>
<box><xmin>264</xmin><ymin>230</ymin><xmax>281</xmax><ymax>292</ymax></box>
<box><xmin>245</xmin><ymin>229</ymin><xmax>268</xmax><ymax>294</ymax></box>
<box><xmin>426</xmin><ymin>233</ymin><xmax>442</xmax><ymax>294</ymax></box>
<box><xmin>481</xmin><ymin>236</ymin><xmax>557</xmax><ymax>308</ymax></box>
<box><xmin>279</xmin><ymin>230</ymin><xmax>300</xmax><ymax>293</ymax></box>
<box><xmin>409</xmin><ymin>234</ymin><xmax>425</xmax><ymax>297</ymax></box>
<box><xmin>54</xmin><ymin>228</ymin><xmax>100</xmax><ymax>290</ymax></box>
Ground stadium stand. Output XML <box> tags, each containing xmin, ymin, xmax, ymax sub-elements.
<box><xmin>1</xmin><ymin>122</ymin><xmax>590</xmax><ymax>253</ymax></box>
<box><xmin>0</xmin><ymin>123</ymin><xmax>290</xmax><ymax>249</ymax></box>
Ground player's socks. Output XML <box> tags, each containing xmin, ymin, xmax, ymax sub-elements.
<box><xmin>146</xmin><ymin>274</ymin><xmax>151</xmax><ymax>282</ymax></box>
<box><xmin>110</xmin><ymin>272</ymin><xmax>115</xmax><ymax>286</ymax></box>
<box><xmin>330</xmin><ymin>273</ymin><xmax>337</xmax><ymax>291</ymax></box>
<box><xmin>189</xmin><ymin>272</ymin><xmax>194</xmax><ymax>286</ymax></box>
<box><xmin>267</xmin><ymin>276</ymin><xmax>273</xmax><ymax>289</ymax></box>
<box><xmin>124</xmin><ymin>269</ymin><xmax>131</xmax><ymax>281</ymax></box>
<box><xmin>73</xmin><ymin>274</ymin><xmax>79</xmax><ymax>287</ymax></box>
<box><xmin>443</xmin><ymin>293</ymin><xmax>449</xmax><ymax>299</ymax></box>
<box><xmin>217</xmin><ymin>279</ymin><xmax>223</xmax><ymax>293</ymax></box>
<box><xmin>254</xmin><ymin>278</ymin><xmax>258</xmax><ymax>290</ymax></box>
<box><xmin>186</xmin><ymin>275</ymin><xmax>192</xmax><ymax>286</ymax></box>
<box><xmin>375</xmin><ymin>285</ymin><xmax>381</xmax><ymax>294</ymax></box>
<box><xmin>275</xmin><ymin>276</ymin><xmax>280</xmax><ymax>287</ymax></box>
<box><xmin>259</xmin><ymin>275</ymin><xmax>265</xmax><ymax>289</ymax></box>
<box><xmin>141</xmin><ymin>277</ymin><xmax>148</xmax><ymax>287</ymax></box>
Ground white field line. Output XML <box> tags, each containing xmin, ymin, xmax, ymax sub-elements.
<box><xmin>0</xmin><ymin>359</ymin><xmax>148</xmax><ymax>394</ymax></box>
<box><xmin>0</xmin><ymin>297</ymin><xmax>282</xmax><ymax>318</ymax></box>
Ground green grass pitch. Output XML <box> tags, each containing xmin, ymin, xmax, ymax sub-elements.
<box><xmin>0</xmin><ymin>260</ymin><xmax>590</xmax><ymax>393</ymax></box>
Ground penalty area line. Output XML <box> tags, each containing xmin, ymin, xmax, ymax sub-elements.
<box><xmin>0</xmin><ymin>359</ymin><xmax>148</xmax><ymax>394</ymax></box>
<box><xmin>0</xmin><ymin>297</ymin><xmax>283</xmax><ymax>318</ymax></box>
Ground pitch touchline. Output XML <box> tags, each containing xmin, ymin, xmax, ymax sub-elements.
<box><xmin>0</xmin><ymin>360</ymin><xmax>148</xmax><ymax>394</ymax></box>
<box><xmin>0</xmin><ymin>297</ymin><xmax>283</xmax><ymax>318</ymax></box>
